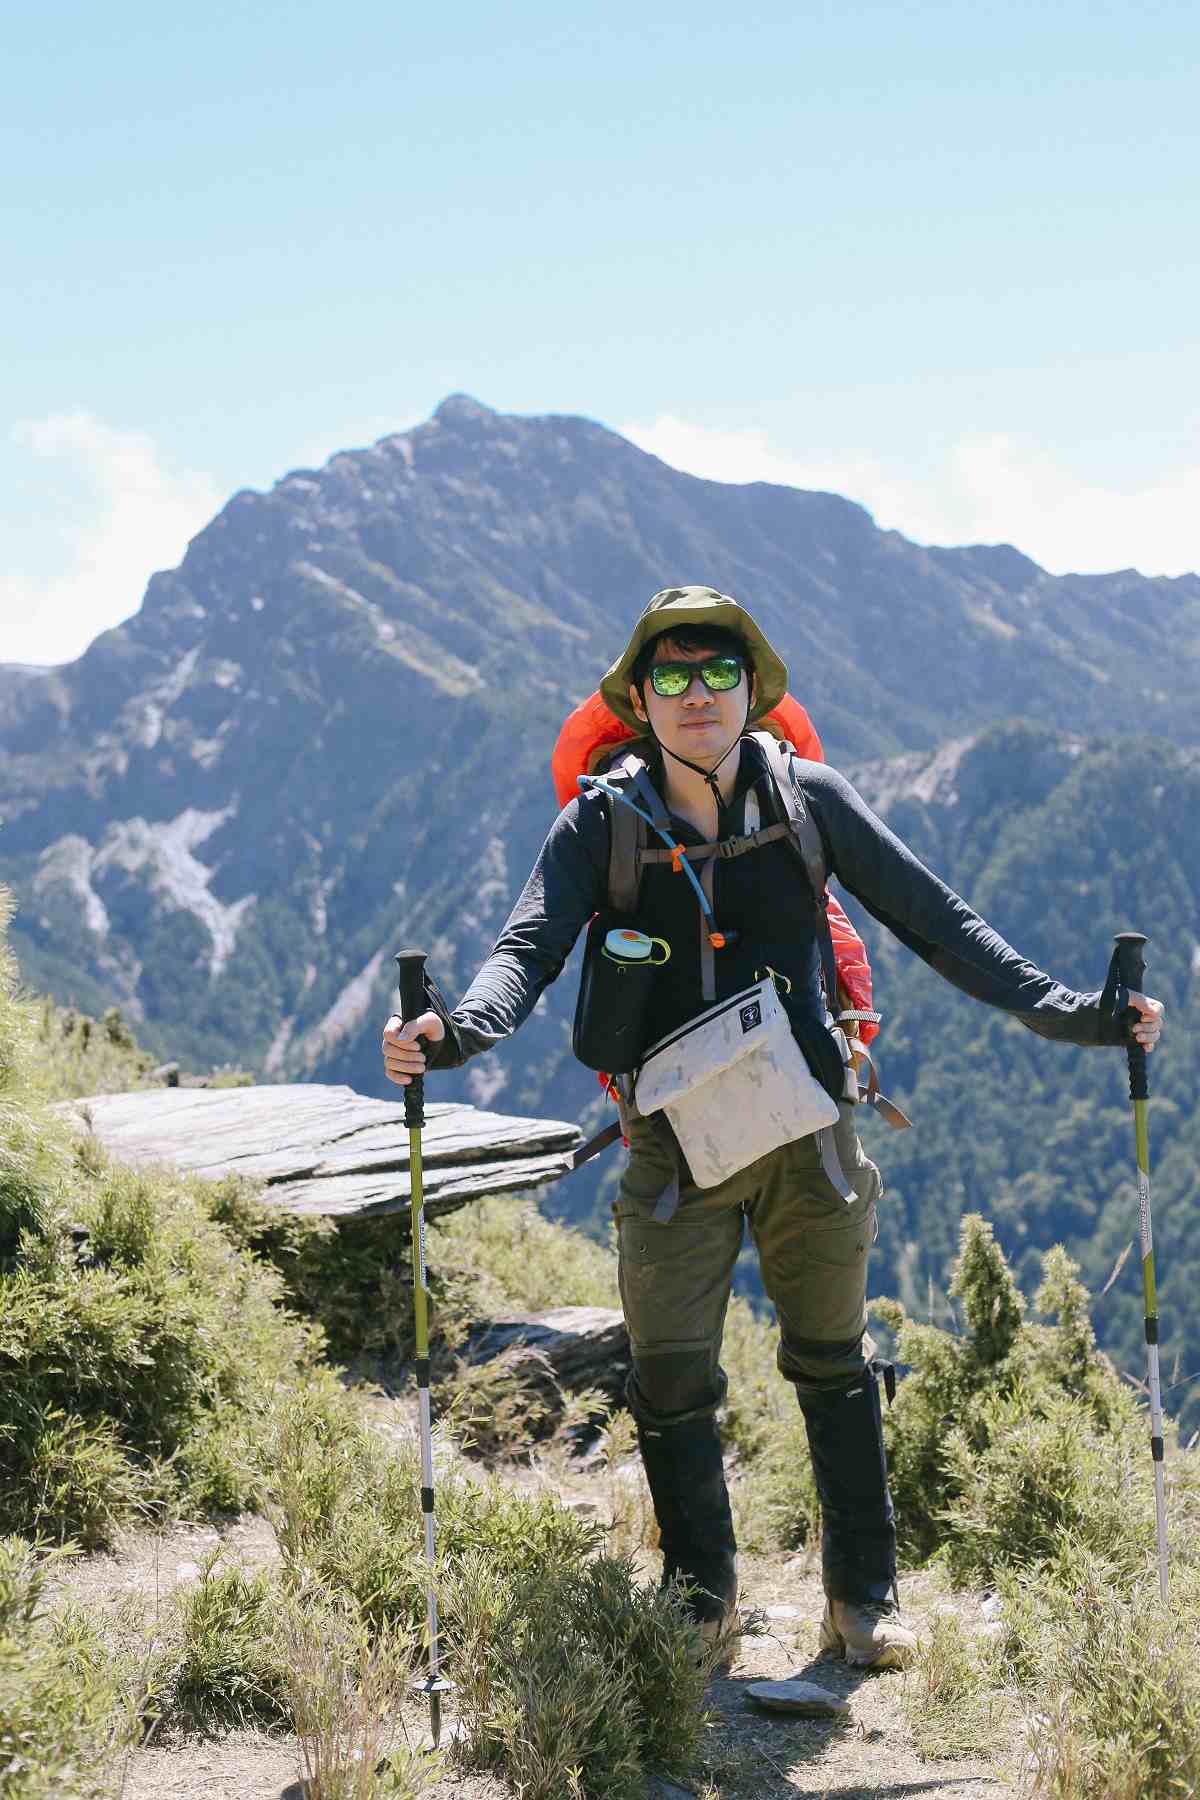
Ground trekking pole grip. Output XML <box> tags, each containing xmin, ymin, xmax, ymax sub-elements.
<box><xmin>395</xmin><ymin>948</ymin><xmax>429</xmax><ymax>1129</ymax></box>
<box><xmin>1102</xmin><ymin>931</ymin><xmax>1149</xmax><ymax>1102</ymax></box>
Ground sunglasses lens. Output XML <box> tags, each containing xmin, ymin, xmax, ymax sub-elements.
<box><xmin>700</xmin><ymin>657</ymin><xmax>743</xmax><ymax>691</ymax></box>
<box><xmin>650</xmin><ymin>664</ymin><xmax>691</xmax><ymax>696</ymax></box>
<box><xmin>650</xmin><ymin>656</ymin><xmax>744</xmax><ymax>696</ymax></box>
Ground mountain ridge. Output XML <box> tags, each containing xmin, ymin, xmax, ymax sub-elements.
<box><xmin>2</xmin><ymin>393</ymin><xmax>1197</xmax><ymax>1081</ymax></box>
<box><xmin>3</xmin><ymin>395</ymin><xmax>1197</xmax><ymax>1417</ymax></box>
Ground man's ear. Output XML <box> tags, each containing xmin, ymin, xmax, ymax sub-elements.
<box><xmin>629</xmin><ymin>682</ymin><xmax>648</xmax><ymax>723</ymax></box>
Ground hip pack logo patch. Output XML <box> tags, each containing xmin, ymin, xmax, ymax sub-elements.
<box><xmin>739</xmin><ymin>1000</ymin><xmax>762</xmax><ymax>1033</ymax></box>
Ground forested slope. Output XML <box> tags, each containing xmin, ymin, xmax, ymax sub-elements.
<box><xmin>840</xmin><ymin>722</ymin><xmax>1199</xmax><ymax>1425</ymax></box>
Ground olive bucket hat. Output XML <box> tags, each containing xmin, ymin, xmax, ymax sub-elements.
<box><xmin>599</xmin><ymin>585</ymin><xmax>789</xmax><ymax>731</ymax></box>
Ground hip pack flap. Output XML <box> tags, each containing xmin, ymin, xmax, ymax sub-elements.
<box><xmin>635</xmin><ymin>979</ymin><xmax>783</xmax><ymax>1114</ymax></box>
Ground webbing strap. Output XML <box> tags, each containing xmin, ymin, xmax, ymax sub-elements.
<box><xmin>570</xmin><ymin>1118</ymin><xmax>624</xmax><ymax>1169</ymax></box>
<box><xmin>751</xmin><ymin>732</ymin><xmax>839</xmax><ymax>1005</ymax></box>
<box><xmin>651</xmin><ymin>1169</ymin><xmax>681</xmax><ymax>1223</ymax></box>
<box><xmin>851</xmin><ymin>1041</ymin><xmax>913</xmax><ymax>1131</ymax></box>
<box><xmin>816</xmin><ymin>1125</ymin><xmax>855</xmax><ymax>1200</ymax></box>
<box><xmin>640</xmin><ymin>821</ymin><xmax>791</xmax><ymax>865</ymax></box>
<box><xmin>698</xmin><ymin>857</ymin><xmax>718</xmax><ymax>1003</ymax></box>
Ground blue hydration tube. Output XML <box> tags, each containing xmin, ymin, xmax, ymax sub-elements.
<box><xmin>577</xmin><ymin>773</ymin><xmax>716</xmax><ymax>924</ymax></box>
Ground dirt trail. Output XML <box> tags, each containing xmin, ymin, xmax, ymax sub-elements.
<box><xmin>54</xmin><ymin>1509</ymin><xmax>1015</xmax><ymax>1800</ymax></box>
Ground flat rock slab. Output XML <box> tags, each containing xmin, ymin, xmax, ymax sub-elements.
<box><xmin>54</xmin><ymin>1084</ymin><xmax>581</xmax><ymax>1223</ymax></box>
<box><xmin>745</xmin><ymin>1677</ymin><xmax>852</xmax><ymax>1716</ymax></box>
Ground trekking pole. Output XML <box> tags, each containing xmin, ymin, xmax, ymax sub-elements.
<box><xmin>395</xmin><ymin>947</ymin><xmax>452</xmax><ymax>1744</ymax></box>
<box><xmin>1100</xmin><ymin>930</ymin><xmax>1168</xmax><ymax>1603</ymax></box>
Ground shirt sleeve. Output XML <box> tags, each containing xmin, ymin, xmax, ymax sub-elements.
<box><xmin>799</xmin><ymin>762</ymin><xmax>1122</xmax><ymax>1048</ymax></box>
<box><xmin>426</xmin><ymin>792</ymin><xmax>609</xmax><ymax>1069</ymax></box>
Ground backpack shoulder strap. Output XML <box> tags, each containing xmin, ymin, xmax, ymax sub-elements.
<box><xmin>594</xmin><ymin>740</ymin><xmax>660</xmax><ymax>916</ymax></box>
<box><xmin>750</xmin><ymin>730</ymin><xmax>828</xmax><ymax>898</ymax></box>
<box><xmin>750</xmin><ymin>730</ymin><xmax>838</xmax><ymax>1004</ymax></box>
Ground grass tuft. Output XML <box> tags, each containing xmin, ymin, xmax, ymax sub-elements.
<box><xmin>902</xmin><ymin>1607</ymin><xmax>1011</xmax><ymax>1762</ymax></box>
<box><xmin>0</xmin><ymin>1536</ymin><xmax>140</xmax><ymax>1799</ymax></box>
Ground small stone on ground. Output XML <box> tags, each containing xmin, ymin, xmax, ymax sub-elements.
<box><xmin>745</xmin><ymin>1677</ymin><xmax>851</xmax><ymax>1716</ymax></box>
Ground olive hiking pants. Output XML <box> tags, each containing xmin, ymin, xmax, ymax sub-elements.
<box><xmin>614</xmin><ymin>1102</ymin><xmax>881</xmax><ymax>1427</ymax></box>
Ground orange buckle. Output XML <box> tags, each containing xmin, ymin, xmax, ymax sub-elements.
<box><xmin>670</xmin><ymin>845</ymin><xmax>685</xmax><ymax>874</ymax></box>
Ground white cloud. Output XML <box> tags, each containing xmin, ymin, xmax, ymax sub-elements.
<box><xmin>620</xmin><ymin>415</ymin><xmax>1200</xmax><ymax>578</ymax></box>
<box><xmin>1</xmin><ymin>413</ymin><xmax>224</xmax><ymax>667</ymax></box>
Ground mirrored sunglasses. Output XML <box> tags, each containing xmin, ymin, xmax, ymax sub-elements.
<box><xmin>649</xmin><ymin>655</ymin><xmax>745</xmax><ymax>697</ymax></box>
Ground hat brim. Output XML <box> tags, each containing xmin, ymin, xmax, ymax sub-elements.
<box><xmin>599</xmin><ymin>588</ymin><xmax>789</xmax><ymax>729</ymax></box>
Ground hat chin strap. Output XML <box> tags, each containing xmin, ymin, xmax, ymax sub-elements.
<box><xmin>644</xmin><ymin>694</ymin><xmax>752</xmax><ymax>801</ymax></box>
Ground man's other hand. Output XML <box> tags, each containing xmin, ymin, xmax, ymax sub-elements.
<box><xmin>1127</xmin><ymin>991</ymin><xmax>1165</xmax><ymax>1053</ymax></box>
<box><xmin>382</xmin><ymin>1010</ymin><xmax>446</xmax><ymax>1085</ymax></box>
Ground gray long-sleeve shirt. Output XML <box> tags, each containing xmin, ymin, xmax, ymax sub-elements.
<box><xmin>428</xmin><ymin>744</ymin><xmax>1120</xmax><ymax>1074</ymax></box>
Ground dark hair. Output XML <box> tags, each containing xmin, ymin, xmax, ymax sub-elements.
<box><xmin>629</xmin><ymin>624</ymin><xmax>750</xmax><ymax>694</ymax></box>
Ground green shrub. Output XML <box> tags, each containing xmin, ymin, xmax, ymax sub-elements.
<box><xmin>464</xmin><ymin>1566</ymin><xmax>644</xmax><ymax>1800</ymax></box>
<box><xmin>715</xmin><ymin>1295</ymin><xmax>795</xmax><ymax>1465</ymax></box>
<box><xmin>0</xmin><ymin>1147</ymin><xmax>319</xmax><ymax>1545</ymax></box>
<box><xmin>156</xmin><ymin>1558</ymin><xmax>291</xmax><ymax>1731</ymax></box>
<box><xmin>27</xmin><ymin>1002</ymin><xmax>161</xmax><ymax>1104</ymax></box>
<box><xmin>266</xmin><ymin>1377</ymin><xmax>708</xmax><ymax>1799</ymax></box>
<box><xmin>0</xmin><ymin>1104</ymin><xmax>57</xmax><ymax>1267</ymax></box>
<box><xmin>939</xmin><ymin>1390</ymin><xmax>1152</xmax><ymax>1587</ymax></box>
<box><xmin>266</xmin><ymin>1374</ymin><xmax>603</xmax><ymax>1638</ymax></box>
<box><xmin>0</xmin><ymin>1536</ymin><xmax>136</xmax><ymax>1800</ymax></box>
<box><xmin>450</xmin><ymin>1555</ymin><xmax>707</xmax><ymax>1800</ymax></box>
<box><xmin>878</xmin><ymin>1215</ymin><xmax>1145</xmax><ymax>1571</ymax></box>
<box><xmin>201</xmin><ymin>1182</ymin><xmax>424</xmax><ymax>1362</ymax></box>
<box><xmin>433</xmin><ymin>1196</ymin><xmax>621</xmax><ymax>1320</ymax></box>
<box><xmin>995</xmin><ymin>1552</ymin><xmax>1200</xmax><ymax>1798</ymax></box>
<box><xmin>202</xmin><ymin>1186</ymin><xmax>622</xmax><ymax>1367</ymax></box>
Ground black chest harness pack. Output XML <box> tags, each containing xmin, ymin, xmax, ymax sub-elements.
<box><xmin>570</xmin><ymin>732</ymin><xmax>910</xmax><ymax>1214</ymax></box>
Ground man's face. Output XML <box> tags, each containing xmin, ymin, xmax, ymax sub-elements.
<box><xmin>628</xmin><ymin>637</ymin><xmax>755</xmax><ymax>772</ymax></box>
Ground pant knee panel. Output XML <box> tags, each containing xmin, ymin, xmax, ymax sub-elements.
<box><xmin>779</xmin><ymin>1330</ymin><xmax>875</xmax><ymax>1395</ymax></box>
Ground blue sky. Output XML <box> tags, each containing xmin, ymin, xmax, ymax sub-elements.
<box><xmin>4</xmin><ymin>0</ymin><xmax>1198</xmax><ymax>662</ymax></box>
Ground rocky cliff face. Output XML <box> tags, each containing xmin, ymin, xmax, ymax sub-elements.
<box><xmin>2</xmin><ymin>394</ymin><xmax>1197</xmax><ymax>1127</ymax></box>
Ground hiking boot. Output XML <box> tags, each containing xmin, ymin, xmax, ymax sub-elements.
<box><xmin>819</xmin><ymin>1595</ymin><xmax>918</xmax><ymax>1670</ymax></box>
<box><xmin>673</xmin><ymin>1560</ymin><xmax>740</xmax><ymax>1668</ymax></box>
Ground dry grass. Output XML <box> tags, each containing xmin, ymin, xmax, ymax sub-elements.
<box><xmin>279</xmin><ymin>1592</ymin><xmax>441</xmax><ymax>1800</ymax></box>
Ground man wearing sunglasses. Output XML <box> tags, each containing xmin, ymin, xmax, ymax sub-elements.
<box><xmin>383</xmin><ymin>584</ymin><xmax>1165</xmax><ymax>1675</ymax></box>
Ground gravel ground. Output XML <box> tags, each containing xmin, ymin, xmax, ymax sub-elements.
<box><xmin>50</xmin><ymin>1507</ymin><xmax>1017</xmax><ymax>1800</ymax></box>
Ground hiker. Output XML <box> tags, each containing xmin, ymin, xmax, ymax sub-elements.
<box><xmin>382</xmin><ymin>585</ymin><xmax>1165</xmax><ymax>1673</ymax></box>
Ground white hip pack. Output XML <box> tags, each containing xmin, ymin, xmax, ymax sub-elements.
<box><xmin>634</xmin><ymin>977</ymin><xmax>840</xmax><ymax>1190</ymax></box>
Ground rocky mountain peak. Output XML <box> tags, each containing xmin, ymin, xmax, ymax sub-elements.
<box><xmin>1</xmin><ymin>395</ymin><xmax>1197</xmax><ymax>1102</ymax></box>
<box><xmin>431</xmin><ymin>392</ymin><xmax>497</xmax><ymax>425</ymax></box>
